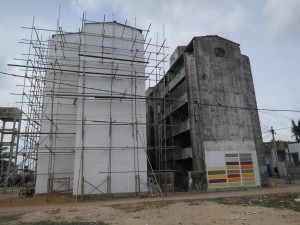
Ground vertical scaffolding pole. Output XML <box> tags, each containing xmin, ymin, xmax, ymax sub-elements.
<box><xmin>80</xmin><ymin>13</ymin><xmax>86</xmax><ymax>199</ymax></box>
<box><xmin>0</xmin><ymin>121</ymin><xmax>6</xmax><ymax>176</ymax></box>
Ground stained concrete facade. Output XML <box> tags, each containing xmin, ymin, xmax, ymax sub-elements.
<box><xmin>36</xmin><ymin>22</ymin><xmax>147</xmax><ymax>195</ymax></box>
<box><xmin>147</xmin><ymin>35</ymin><xmax>267</xmax><ymax>190</ymax></box>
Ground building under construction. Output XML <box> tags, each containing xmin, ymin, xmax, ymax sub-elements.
<box><xmin>3</xmin><ymin>15</ymin><xmax>169</xmax><ymax>198</ymax></box>
<box><xmin>147</xmin><ymin>36</ymin><xmax>267</xmax><ymax>190</ymax></box>
<box><xmin>35</xmin><ymin>21</ymin><xmax>151</xmax><ymax>196</ymax></box>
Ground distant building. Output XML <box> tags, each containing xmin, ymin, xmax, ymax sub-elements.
<box><xmin>264</xmin><ymin>141</ymin><xmax>289</xmax><ymax>177</ymax></box>
<box><xmin>286</xmin><ymin>143</ymin><xmax>300</xmax><ymax>178</ymax></box>
<box><xmin>287</xmin><ymin>143</ymin><xmax>300</xmax><ymax>164</ymax></box>
<box><xmin>147</xmin><ymin>35</ymin><xmax>267</xmax><ymax>190</ymax></box>
<box><xmin>0</xmin><ymin>107</ymin><xmax>22</xmax><ymax>191</ymax></box>
<box><xmin>264</xmin><ymin>141</ymin><xmax>300</xmax><ymax>178</ymax></box>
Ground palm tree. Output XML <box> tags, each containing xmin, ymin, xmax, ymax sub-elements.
<box><xmin>291</xmin><ymin>119</ymin><xmax>300</xmax><ymax>142</ymax></box>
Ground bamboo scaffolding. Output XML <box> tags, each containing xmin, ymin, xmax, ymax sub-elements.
<box><xmin>6</xmin><ymin>14</ymin><xmax>170</xmax><ymax>199</ymax></box>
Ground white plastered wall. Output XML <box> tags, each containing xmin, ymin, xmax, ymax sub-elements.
<box><xmin>35</xmin><ymin>33</ymin><xmax>79</xmax><ymax>194</ymax></box>
<box><xmin>36</xmin><ymin>23</ymin><xmax>147</xmax><ymax>195</ymax></box>
<box><xmin>73</xmin><ymin>23</ymin><xmax>147</xmax><ymax>195</ymax></box>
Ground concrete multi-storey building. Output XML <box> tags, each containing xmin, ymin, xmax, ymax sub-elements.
<box><xmin>147</xmin><ymin>35</ymin><xmax>267</xmax><ymax>190</ymax></box>
<box><xmin>36</xmin><ymin>22</ymin><xmax>147</xmax><ymax>196</ymax></box>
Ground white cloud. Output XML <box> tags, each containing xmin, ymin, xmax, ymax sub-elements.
<box><xmin>221</xmin><ymin>5</ymin><xmax>245</xmax><ymax>32</ymax></box>
<box><xmin>69</xmin><ymin>0</ymin><xmax>250</xmax><ymax>50</ymax></box>
<box><xmin>0</xmin><ymin>24</ymin><xmax>6</xmax><ymax>41</ymax></box>
<box><xmin>0</xmin><ymin>56</ymin><xmax>22</xmax><ymax>107</ymax></box>
<box><xmin>0</xmin><ymin>23</ymin><xmax>14</xmax><ymax>45</ymax></box>
<box><xmin>70</xmin><ymin>0</ymin><xmax>110</xmax><ymax>14</ymax></box>
<box><xmin>0</xmin><ymin>57</ymin><xmax>12</xmax><ymax>86</ymax></box>
<box><xmin>110</xmin><ymin>1</ymin><xmax>249</xmax><ymax>64</ymax></box>
<box><xmin>263</xmin><ymin>0</ymin><xmax>300</xmax><ymax>39</ymax></box>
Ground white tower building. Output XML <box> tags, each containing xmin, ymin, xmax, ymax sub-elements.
<box><xmin>35</xmin><ymin>22</ymin><xmax>147</xmax><ymax>196</ymax></box>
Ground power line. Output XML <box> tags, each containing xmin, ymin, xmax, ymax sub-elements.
<box><xmin>2</xmin><ymin>70</ymin><xmax>300</xmax><ymax>113</ymax></box>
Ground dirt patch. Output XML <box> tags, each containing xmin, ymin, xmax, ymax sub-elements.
<box><xmin>21</xmin><ymin>205</ymin><xmax>119</xmax><ymax>224</ymax></box>
<box><xmin>0</xmin><ymin>194</ymin><xmax>74</xmax><ymax>209</ymax></box>
<box><xmin>2</xmin><ymin>193</ymin><xmax>299</xmax><ymax>225</ymax></box>
<box><xmin>111</xmin><ymin>200</ymin><xmax>300</xmax><ymax>225</ymax></box>
<box><xmin>1</xmin><ymin>182</ymin><xmax>300</xmax><ymax>225</ymax></box>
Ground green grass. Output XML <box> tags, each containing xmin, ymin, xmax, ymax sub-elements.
<box><xmin>67</xmin><ymin>208</ymin><xmax>79</xmax><ymax>212</ymax></box>
<box><xmin>212</xmin><ymin>192</ymin><xmax>300</xmax><ymax>212</ymax></box>
<box><xmin>110</xmin><ymin>200</ymin><xmax>182</xmax><ymax>213</ymax></box>
<box><xmin>0</xmin><ymin>214</ymin><xmax>23</xmax><ymax>224</ymax></box>
<box><xmin>45</xmin><ymin>208</ymin><xmax>61</xmax><ymax>215</ymax></box>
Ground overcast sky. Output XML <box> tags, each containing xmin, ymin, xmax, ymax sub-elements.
<box><xmin>0</xmin><ymin>0</ymin><xmax>299</xmax><ymax>142</ymax></box>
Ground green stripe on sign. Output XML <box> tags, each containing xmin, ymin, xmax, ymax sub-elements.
<box><xmin>240</xmin><ymin>157</ymin><xmax>252</xmax><ymax>161</ymax></box>
<box><xmin>208</xmin><ymin>183</ymin><xmax>228</xmax><ymax>189</ymax></box>
<box><xmin>243</xmin><ymin>182</ymin><xmax>256</xmax><ymax>186</ymax></box>
<box><xmin>226</xmin><ymin>162</ymin><xmax>239</xmax><ymax>165</ymax></box>
<box><xmin>242</xmin><ymin>169</ymin><xmax>254</xmax><ymax>173</ymax></box>
<box><xmin>239</xmin><ymin>153</ymin><xmax>251</xmax><ymax>157</ymax></box>
<box><xmin>208</xmin><ymin>170</ymin><xmax>226</xmax><ymax>175</ymax></box>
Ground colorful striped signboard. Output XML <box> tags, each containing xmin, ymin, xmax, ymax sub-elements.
<box><xmin>207</xmin><ymin>153</ymin><xmax>256</xmax><ymax>189</ymax></box>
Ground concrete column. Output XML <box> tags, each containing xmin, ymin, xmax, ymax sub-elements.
<box><xmin>5</xmin><ymin>120</ymin><xmax>17</xmax><ymax>192</ymax></box>
<box><xmin>184</xmin><ymin>52</ymin><xmax>205</xmax><ymax>173</ymax></box>
<box><xmin>14</xmin><ymin>120</ymin><xmax>22</xmax><ymax>168</ymax></box>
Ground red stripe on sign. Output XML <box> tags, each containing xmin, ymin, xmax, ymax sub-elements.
<box><xmin>228</xmin><ymin>174</ymin><xmax>240</xmax><ymax>178</ymax></box>
<box><xmin>241</xmin><ymin>161</ymin><xmax>253</xmax><ymax>165</ymax></box>
<box><xmin>209</xmin><ymin>179</ymin><xmax>227</xmax><ymax>184</ymax></box>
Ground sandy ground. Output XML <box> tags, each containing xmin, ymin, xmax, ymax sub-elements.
<box><xmin>20</xmin><ymin>201</ymin><xmax>300</xmax><ymax>225</ymax></box>
<box><xmin>0</xmin><ymin>178</ymin><xmax>299</xmax><ymax>224</ymax></box>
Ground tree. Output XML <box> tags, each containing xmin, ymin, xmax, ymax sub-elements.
<box><xmin>291</xmin><ymin>119</ymin><xmax>300</xmax><ymax>142</ymax></box>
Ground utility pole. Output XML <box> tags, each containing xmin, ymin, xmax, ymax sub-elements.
<box><xmin>271</xmin><ymin>127</ymin><xmax>280</xmax><ymax>178</ymax></box>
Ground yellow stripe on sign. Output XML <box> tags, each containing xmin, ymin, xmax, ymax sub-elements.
<box><xmin>208</xmin><ymin>174</ymin><xmax>227</xmax><ymax>179</ymax></box>
<box><xmin>228</xmin><ymin>178</ymin><xmax>241</xmax><ymax>183</ymax></box>
<box><xmin>227</xmin><ymin>165</ymin><xmax>240</xmax><ymax>170</ymax></box>
<box><xmin>242</xmin><ymin>173</ymin><xmax>254</xmax><ymax>178</ymax></box>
